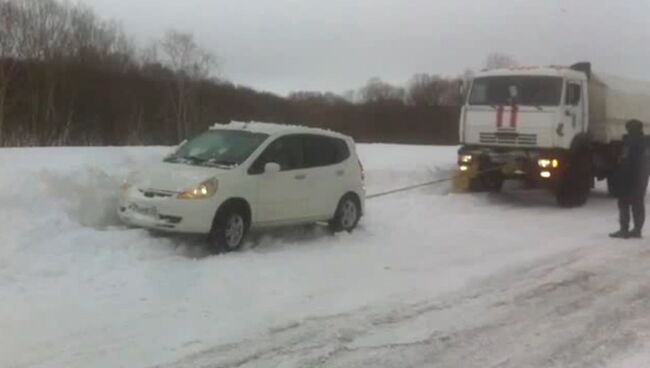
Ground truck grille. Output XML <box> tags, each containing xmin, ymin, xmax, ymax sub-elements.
<box><xmin>480</xmin><ymin>132</ymin><xmax>537</xmax><ymax>146</ymax></box>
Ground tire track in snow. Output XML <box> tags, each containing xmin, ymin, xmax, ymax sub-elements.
<box><xmin>158</xmin><ymin>244</ymin><xmax>650</xmax><ymax>368</ymax></box>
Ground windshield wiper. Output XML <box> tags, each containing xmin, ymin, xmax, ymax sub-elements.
<box><xmin>165</xmin><ymin>155</ymin><xmax>237</xmax><ymax>168</ymax></box>
<box><xmin>203</xmin><ymin>158</ymin><xmax>238</xmax><ymax>169</ymax></box>
<box><xmin>164</xmin><ymin>155</ymin><xmax>206</xmax><ymax>164</ymax></box>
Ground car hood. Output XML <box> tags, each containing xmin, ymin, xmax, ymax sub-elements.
<box><xmin>129</xmin><ymin>162</ymin><xmax>229</xmax><ymax>193</ymax></box>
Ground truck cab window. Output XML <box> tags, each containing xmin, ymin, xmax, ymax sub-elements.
<box><xmin>468</xmin><ymin>76</ymin><xmax>563</xmax><ymax>106</ymax></box>
<box><xmin>566</xmin><ymin>84</ymin><xmax>581</xmax><ymax>106</ymax></box>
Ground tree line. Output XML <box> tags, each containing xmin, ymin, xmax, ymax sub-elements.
<box><xmin>0</xmin><ymin>0</ymin><xmax>513</xmax><ymax>147</ymax></box>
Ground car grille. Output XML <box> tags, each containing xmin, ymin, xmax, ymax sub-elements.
<box><xmin>480</xmin><ymin>132</ymin><xmax>537</xmax><ymax>146</ymax></box>
<box><xmin>138</xmin><ymin>189</ymin><xmax>176</xmax><ymax>198</ymax></box>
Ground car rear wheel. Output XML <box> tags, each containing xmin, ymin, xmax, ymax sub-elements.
<box><xmin>329</xmin><ymin>194</ymin><xmax>361</xmax><ymax>233</ymax></box>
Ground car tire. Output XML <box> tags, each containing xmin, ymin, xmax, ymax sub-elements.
<box><xmin>329</xmin><ymin>194</ymin><xmax>361</xmax><ymax>233</ymax></box>
<box><xmin>209</xmin><ymin>206</ymin><xmax>249</xmax><ymax>253</ymax></box>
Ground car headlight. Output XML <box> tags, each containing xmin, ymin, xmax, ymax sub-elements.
<box><xmin>178</xmin><ymin>178</ymin><xmax>218</xmax><ymax>199</ymax></box>
<box><xmin>122</xmin><ymin>171</ymin><xmax>140</xmax><ymax>193</ymax></box>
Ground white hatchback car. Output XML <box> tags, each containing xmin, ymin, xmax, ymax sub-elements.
<box><xmin>118</xmin><ymin>122</ymin><xmax>365</xmax><ymax>252</ymax></box>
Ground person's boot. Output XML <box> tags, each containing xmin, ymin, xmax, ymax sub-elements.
<box><xmin>609</xmin><ymin>229</ymin><xmax>630</xmax><ymax>239</ymax></box>
<box><xmin>629</xmin><ymin>229</ymin><xmax>642</xmax><ymax>238</ymax></box>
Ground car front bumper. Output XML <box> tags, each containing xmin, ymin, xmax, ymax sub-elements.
<box><xmin>118</xmin><ymin>187</ymin><xmax>218</xmax><ymax>234</ymax></box>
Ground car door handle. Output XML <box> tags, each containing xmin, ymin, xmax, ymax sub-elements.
<box><xmin>336</xmin><ymin>170</ymin><xmax>345</xmax><ymax>176</ymax></box>
<box><xmin>295</xmin><ymin>174</ymin><xmax>306</xmax><ymax>180</ymax></box>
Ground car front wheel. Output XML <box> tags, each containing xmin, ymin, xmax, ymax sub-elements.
<box><xmin>329</xmin><ymin>195</ymin><xmax>361</xmax><ymax>233</ymax></box>
<box><xmin>210</xmin><ymin>208</ymin><xmax>248</xmax><ymax>253</ymax></box>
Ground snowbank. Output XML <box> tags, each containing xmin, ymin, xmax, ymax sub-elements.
<box><xmin>0</xmin><ymin>144</ymin><xmax>645</xmax><ymax>368</ymax></box>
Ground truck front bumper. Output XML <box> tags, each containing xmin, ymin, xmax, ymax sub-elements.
<box><xmin>457</xmin><ymin>146</ymin><xmax>569</xmax><ymax>187</ymax></box>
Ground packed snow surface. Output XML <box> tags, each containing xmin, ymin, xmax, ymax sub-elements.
<box><xmin>2</xmin><ymin>144</ymin><xmax>650</xmax><ymax>368</ymax></box>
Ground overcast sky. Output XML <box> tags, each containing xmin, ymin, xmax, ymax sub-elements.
<box><xmin>78</xmin><ymin>0</ymin><xmax>650</xmax><ymax>96</ymax></box>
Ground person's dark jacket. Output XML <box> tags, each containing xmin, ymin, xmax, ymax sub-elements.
<box><xmin>614</xmin><ymin>133</ymin><xmax>650</xmax><ymax>198</ymax></box>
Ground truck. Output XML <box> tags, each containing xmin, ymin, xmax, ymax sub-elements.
<box><xmin>458</xmin><ymin>62</ymin><xmax>650</xmax><ymax>207</ymax></box>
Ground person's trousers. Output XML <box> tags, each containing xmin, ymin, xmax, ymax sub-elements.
<box><xmin>619</xmin><ymin>195</ymin><xmax>646</xmax><ymax>232</ymax></box>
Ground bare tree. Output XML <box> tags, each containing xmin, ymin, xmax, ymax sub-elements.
<box><xmin>68</xmin><ymin>5</ymin><xmax>133</xmax><ymax>69</ymax></box>
<box><xmin>0</xmin><ymin>0</ymin><xmax>21</xmax><ymax>142</ymax></box>
<box><xmin>485</xmin><ymin>52</ymin><xmax>517</xmax><ymax>70</ymax></box>
<box><xmin>359</xmin><ymin>77</ymin><xmax>405</xmax><ymax>104</ymax></box>
<box><xmin>13</xmin><ymin>0</ymin><xmax>72</xmax><ymax>136</ymax></box>
<box><xmin>157</xmin><ymin>30</ymin><xmax>217</xmax><ymax>139</ymax></box>
<box><xmin>406</xmin><ymin>74</ymin><xmax>446</xmax><ymax>106</ymax></box>
<box><xmin>16</xmin><ymin>0</ymin><xmax>71</xmax><ymax>60</ymax></box>
<box><xmin>342</xmin><ymin>89</ymin><xmax>358</xmax><ymax>104</ymax></box>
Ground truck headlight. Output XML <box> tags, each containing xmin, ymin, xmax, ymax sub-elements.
<box><xmin>538</xmin><ymin>159</ymin><xmax>559</xmax><ymax>169</ymax></box>
<box><xmin>538</xmin><ymin>159</ymin><xmax>551</xmax><ymax>168</ymax></box>
<box><xmin>460</xmin><ymin>154</ymin><xmax>472</xmax><ymax>164</ymax></box>
<box><xmin>178</xmin><ymin>178</ymin><xmax>218</xmax><ymax>199</ymax></box>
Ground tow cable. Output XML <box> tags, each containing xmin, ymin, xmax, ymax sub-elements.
<box><xmin>366</xmin><ymin>165</ymin><xmax>506</xmax><ymax>200</ymax></box>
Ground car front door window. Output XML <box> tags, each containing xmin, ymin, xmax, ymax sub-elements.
<box><xmin>251</xmin><ymin>136</ymin><xmax>303</xmax><ymax>174</ymax></box>
<box><xmin>251</xmin><ymin>135</ymin><xmax>309</xmax><ymax>223</ymax></box>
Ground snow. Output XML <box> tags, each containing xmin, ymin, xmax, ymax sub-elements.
<box><xmin>210</xmin><ymin>121</ymin><xmax>347</xmax><ymax>138</ymax></box>
<box><xmin>1</xmin><ymin>144</ymin><xmax>650</xmax><ymax>367</ymax></box>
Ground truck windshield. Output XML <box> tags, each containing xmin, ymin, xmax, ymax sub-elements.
<box><xmin>469</xmin><ymin>76</ymin><xmax>563</xmax><ymax>106</ymax></box>
<box><xmin>165</xmin><ymin>129</ymin><xmax>269</xmax><ymax>168</ymax></box>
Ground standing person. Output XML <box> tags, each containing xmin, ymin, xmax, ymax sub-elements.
<box><xmin>610</xmin><ymin>119</ymin><xmax>649</xmax><ymax>239</ymax></box>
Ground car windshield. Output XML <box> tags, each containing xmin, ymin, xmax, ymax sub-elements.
<box><xmin>165</xmin><ymin>129</ymin><xmax>269</xmax><ymax>168</ymax></box>
<box><xmin>468</xmin><ymin>76</ymin><xmax>563</xmax><ymax>106</ymax></box>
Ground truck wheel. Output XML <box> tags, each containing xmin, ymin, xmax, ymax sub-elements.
<box><xmin>470</xmin><ymin>171</ymin><xmax>504</xmax><ymax>192</ymax></box>
<box><xmin>556</xmin><ymin>150</ymin><xmax>591</xmax><ymax>207</ymax></box>
<box><xmin>469</xmin><ymin>157</ymin><xmax>503</xmax><ymax>193</ymax></box>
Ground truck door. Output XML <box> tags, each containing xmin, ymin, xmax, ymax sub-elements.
<box><xmin>565</xmin><ymin>81</ymin><xmax>585</xmax><ymax>134</ymax></box>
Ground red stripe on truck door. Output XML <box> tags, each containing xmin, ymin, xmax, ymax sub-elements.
<box><xmin>496</xmin><ymin>105</ymin><xmax>504</xmax><ymax>128</ymax></box>
<box><xmin>510</xmin><ymin>103</ymin><xmax>519</xmax><ymax>128</ymax></box>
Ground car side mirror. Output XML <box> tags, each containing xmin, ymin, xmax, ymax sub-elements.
<box><xmin>264</xmin><ymin>162</ymin><xmax>281</xmax><ymax>174</ymax></box>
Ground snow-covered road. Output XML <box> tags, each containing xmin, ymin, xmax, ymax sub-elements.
<box><xmin>1</xmin><ymin>144</ymin><xmax>649</xmax><ymax>368</ymax></box>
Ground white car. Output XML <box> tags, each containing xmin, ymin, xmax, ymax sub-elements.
<box><xmin>118</xmin><ymin>122</ymin><xmax>365</xmax><ymax>252</ymax></box>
